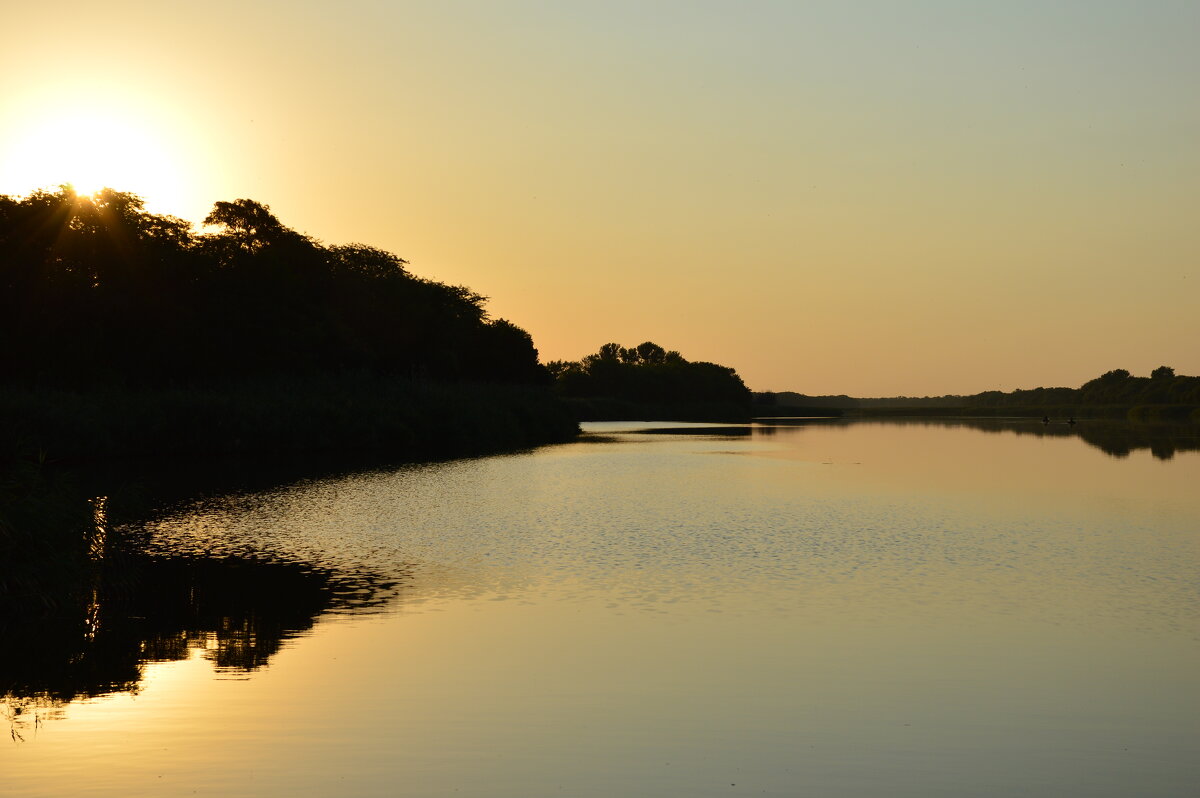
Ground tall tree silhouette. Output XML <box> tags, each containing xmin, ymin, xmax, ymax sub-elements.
<box><xmin>0</xmin><ymin>186</ymin><xmax>549</xmax><ymax>387</ymax></box>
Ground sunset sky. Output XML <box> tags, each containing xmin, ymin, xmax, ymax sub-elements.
<box><xmin>2</xmin><ymin>1</ymin><xmax>1196</xmax><ymax>396</ymax></box>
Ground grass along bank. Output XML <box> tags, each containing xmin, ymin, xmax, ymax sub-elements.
<box><xmin>2</xmin><ymin>374</ymin><xmax>579</xmax><ymax>464</ymax></box>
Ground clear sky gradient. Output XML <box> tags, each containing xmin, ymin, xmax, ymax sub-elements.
<box><xmin>2</xmin><ymin>1</ymin><xmax>1196</xmax><ymax>396</ymax></box>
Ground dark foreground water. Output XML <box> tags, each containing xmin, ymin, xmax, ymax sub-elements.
<box><xmin>4</xmin><ymin>419</ymin><xmax>1199</xmax><ymax>797</ymax></box>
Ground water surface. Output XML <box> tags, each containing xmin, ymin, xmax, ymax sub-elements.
<box><xmin>4</xmin><ymin>419</ymin><xmax>1198</xmax><ymax>797</ymax></box>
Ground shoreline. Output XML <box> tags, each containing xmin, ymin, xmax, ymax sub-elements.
<box><xmin>2</xmin><ymin>375</ymin><xmax>580</xmax><ymax>466</ymax></box>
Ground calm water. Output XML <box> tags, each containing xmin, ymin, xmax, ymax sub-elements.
<box><xmin>4</xmin><ymin>419</ymin><xmax>1199</xmax><ymax>797</ymax></box>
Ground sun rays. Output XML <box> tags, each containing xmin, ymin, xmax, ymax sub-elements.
<box><xmin>0</xmin><ymin>101</ymin><xmax>191</xmax><ymax>216</ymax></box>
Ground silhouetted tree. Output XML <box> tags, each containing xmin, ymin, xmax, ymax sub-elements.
<box><xmin>0</xmin><ymin>186</ymin><xmax>550</xmax><ymax>388</ymax></box>
<box><xmin>203</xmin><ymin>199</ymin><xmax>296</xmax><ymax>250</ymax></box>
<box><xmin>552</xmin><ymin>341</ymin><xmax>752</xmax><ymax>419</ymax></box>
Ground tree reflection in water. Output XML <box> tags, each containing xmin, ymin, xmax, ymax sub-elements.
<box><xmin>930</xmin><ymin>418</ymin><xmax>1200</xmax><ymax>460</ymax></box>
<box><xmin>1</xmin><ymin>550</ymin><xmax>395</xmax><ymax>741</ymax></box>
<box><xmin>749</xmin><ymin>417</ymin><xmax>1200</xmax><ymax>460</ymax></box>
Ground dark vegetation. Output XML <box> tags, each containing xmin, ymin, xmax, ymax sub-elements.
<box><xmin>2</xmin><ymin>377</ymin><xmax>576</xmax><ymax>463</ymax></box>
<box><xmin>0</xmin><ymin>186</ymin><xmax>580</xmax><ymax>461</ymax></box>
<box><xmin>548</xmin><ymin>341</ymin><xmax>753</xmax><ymax>421</ymax></box>
<box><xmin>1</xmin><ymin>187</ymin><xmax>550</xmax><ymax>387</ymax></box>
<box><xmin>0</xmin><ymin>460</ymin><xmax>96</xmax><ymax>613</ymax></box>
<box><xmin>1</xmin><ymin>186</ymin><xmax>576</xmax><ymax>632</ymax></box>
<box><xmin>759</xmin><ymin>366</ymin><xmax>1200</xmax><ymax>421</ymax></box>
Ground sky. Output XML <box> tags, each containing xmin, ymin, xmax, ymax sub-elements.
<box><xmin>2</xmin><ymin>1</ymin><xmax>1196</xmax><ymax>396</ymax></box>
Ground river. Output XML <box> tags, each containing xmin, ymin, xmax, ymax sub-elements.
<box><xmin>3</xmin><ymin>419</ymin><xmax>1198</xmax><ymax>797</ymax></box>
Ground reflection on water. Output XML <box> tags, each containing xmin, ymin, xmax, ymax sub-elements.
<box><xmin>3</xmin><ymin>419</ymin><xmax>1199</xmax><ymax>797</ymax></box>
<box><xmin>1</xmin><ymin>549</ymin><xmax>396</xmax><ymax>740</ymax></box>
<box><xmin>2</xmin><ymin>450</ymin><xmax>409</xmax><ymax>733</ymax></box>
<box><xmin>751</xmin><ymin>416</ymin><xmax>1200</xmax><ymax>459</ymax></box>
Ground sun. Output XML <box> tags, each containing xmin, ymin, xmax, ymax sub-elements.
<box><xmin>1</xmin><ymin>105</ymin><xmax>191</xmax><ymax>215</ymax></box>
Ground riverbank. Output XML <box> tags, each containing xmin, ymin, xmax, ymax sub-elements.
<box><xmin>836</xmin><ymin>404</ymin><xmax>1200</xmax><ymax>422</ymax></box>
<box><xmin>562</xmin><ymin>396</ymin><xmax>753</xmax><ymax>423</ymax></box>
<box><xmin>2</xmin><ymin>376</ymin><xmax>577</xmax><ymax>614</ymax></box>
<box><xmin>2</xmin><ymin>375</ymin><xmax>579</xmax><ymax>464</ymax></box>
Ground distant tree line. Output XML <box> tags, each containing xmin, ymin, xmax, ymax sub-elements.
<box><xmin>0</xmin><ymin>187</ymin><xmax>548</xmax><ymax>388</ymax></box>
<box><xmin>761</xmin><ymin>366</ymin><xmax>1200</xmax><ymax>417</ymax></box>
<box><xmin>972</xmin><ymin>367</ymin><xmax>1200</xmax><ymax>408</ymax></box>
<box><xmin>549</xmin><ymin>342</ymin><xmax>752</xmax><ymax>420</ymax></box>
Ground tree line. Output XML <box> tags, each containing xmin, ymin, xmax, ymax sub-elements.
<box><xmin>0</xmin><ymin>187</ymin><xmax>548</xmax><ymax>388</ymax></box>
<box><xmin>549</xmin><ymin>341</ymin><xmax>752</xmax><ymax>420</ymax></box>
<box><xmin>2</xmin><ymin>187</ymin><xmax>578</xmax><ymax>616</ymax></box>
<box><xmin>761</xmin><ymin>366</ymin><xmax>1200</xmax><ymax>416</ymax></box>
<box><xmin>973</xmin><ymin>367</ymin><xmax>1200</xmax><ymax>408</ymax></box>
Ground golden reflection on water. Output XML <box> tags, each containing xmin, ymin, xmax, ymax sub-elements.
<box><xmin>3</xmin><ymin>420</ymin><xmax>1199</xmax><ymax>797</ymax></box>
<box><xmin>749</xmin><ymin>419</ymin><xmax>1200</xmax><ymax>508</ymax></box>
